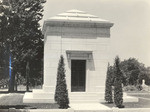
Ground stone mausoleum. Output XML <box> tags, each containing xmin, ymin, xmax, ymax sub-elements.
<box><xmin>24</xmin><ymin>10</ymin><xmax>136</xmax><ymax>103</ymax></box>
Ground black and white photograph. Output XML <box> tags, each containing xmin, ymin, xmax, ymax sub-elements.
<box><xmin>0</xmin><ymin>0</ymin><xmax>150</xmax><ymax>111</ymax></box>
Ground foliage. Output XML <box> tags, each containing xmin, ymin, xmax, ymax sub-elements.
<box><xmin>0</xmin><ymin>0</ymin><xmax>10</xmax><ymax>80</ymax></box>
<box><xmin>120</xmin><ymin>58</ymin><xmax>141</xmax><ymax>85</ymax></box>
<box><xmin>55</xmin><ymin>55</ymin><xmax>69</xmax><ymax>109</ymax></box>
<box><xmin>108</xmin><ymin>57</ymin><xmax>150</xmax><ymax>89</ymax></box>
<box><xmin>120</xmin><ymin>58</ymin><xmax>150</xmax><ymax>86</ymax></box>
<box><xmin>105</xmin><ymin>63</ymin><xmax>113</xmax><ymax>103</ymax></box>
<box><xmin>123</xmin><ymin>85</ymin><xmax>142</xmax><ymax>91</ymax></box>
<box><xmin>0</xmin><ymin>0</ymin><xmax>45</xmax><ymax>92</ymax></box>
<box><xmin>114</xmin><ymin>56</ymin><xmax>124</xmax><ymax>108</ymax></box>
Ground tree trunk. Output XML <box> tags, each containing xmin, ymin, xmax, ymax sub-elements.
<box><xmin>14</xmin><ymin>73</ymin><xmax>18</xmax><ymax>91</ymax></box>
<box><xmin>8</xmin><ymin>70</ymin><xmax>15</xmax><ymax>92</ymax></box>
<box><xmin>8</xmin><ymin>55</ymin><xmax>15</xmax><ymax>93</ymax></box>
<box><xmin>26</xmin><ymin>61</ymin><xmax>30</xmax><ymax>92</ymax></box>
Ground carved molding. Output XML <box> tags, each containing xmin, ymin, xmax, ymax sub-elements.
<box><xmin>42</xmin><ymin>21</ymin><xmax>113</xmax><ymax>35</ymax></box>
<box><xmin>66</xmin><ymin>50</ymin><xmax>93</xmax><ymax>61</ymax></box>
<box><xmin>45</xmin><ymin>26</ymin><xmax>110</xmax><ymax>37</ymax></box>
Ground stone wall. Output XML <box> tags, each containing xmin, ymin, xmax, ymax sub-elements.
<box><xmin>43</xmin><ymin>25</ymin><xmax>110</xmax><ymax>93</ymax></box>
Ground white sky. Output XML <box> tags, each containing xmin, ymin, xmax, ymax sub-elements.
<box><xmin>40</xmin><ymin>0</ymin><xmax>150</xmax><ymax>67</ymax></box>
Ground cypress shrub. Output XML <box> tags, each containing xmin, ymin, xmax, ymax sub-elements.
<box><xmin>114</xmin><ymin>56</ymin><xmax>124</xmax><ymax>108</ymax></box>
<box><xmin>54</xmin><ymin>55</ymin><xmax>69</xmax><ymax>109</ymax></box>
<box><xmin>105</xmin><ymin>63</ymin><xmax>113</xmax><ymax>103</ymax></box>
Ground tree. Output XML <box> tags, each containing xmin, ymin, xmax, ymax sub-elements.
<box><xmin>0</xmin><ymin>0</ymin><xmax>10</xmax><ymax>81</ymax></box>
<box><xmin>105</xmin><ymin>63</ymin><xmax>113</xmax><ymax>103</ymax></box>
<box><xmin>0</xmin><ymin>0</ymin><xmax>15</xmax><ymax>92</ymax></box>
<box><xmin>120</xmin><ymin>58</ymin><xmax>141</xmax><ymax>85</ymax></box>
<box><xmin>0</xmin><ymin>0</ymin><xmax>45</xmax><ymax>92</ymax></box>
<box><xmin>114</xmin><ymin>56</ymin><xmax>124</xmax><ymax>108</ymax></box>
<box><xmin>120</xmin><ymin>58</ymin><xmax>150</xmax><ymax>87</ymax></box>
<box><xmin>55</xmin><ymin>55</ymin><xmax>69</xmax><ymax>109</ymax></box>
<box><xmin>10</xmin><ymin>0</ymin><xmax>45</xmax><ymax>91</ymax></box>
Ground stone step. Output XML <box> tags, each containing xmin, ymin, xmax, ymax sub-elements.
<box><xmin>33</xmin><ymin>92</ymin><xmax>104</xmax><ymax>103</ymax></box>
<box><xmin>23</xmin><ymin>92</ymin><xmax>55</xmax><ymax>103</ymax></box>
<box><xmin>70</xmin><ymin>92</ymin><xmax>104</xmax><ymax>97</ymax></box>
<box><xmin>69</xmin><ymin>92</ymin><xmax>102</xmax><ymax>95</ymax></box>
<box><xmin>23</xmin><ymin>91</ymin><xmax>139</xmax><ymax>104</ymax></box>
<box><xmin>69</xmin><ymin>103</ymin><xmax>111</xmax><ymax>111</ymax></box>
<box><xmin>69</xmin><ymin>92</ymin><xmax>102</xmax><ymax>103</ymax></box>
<box><xmin>33</xmin><ymin>92</ymin><xmax>54</xmax><ymax>99</ymax></box>
<box><xmin>70</xmin><ymin>100</ymin><xmax>99</xmax><ymax>103</ymax></box>
<box><xmin>69</xmin><ymin>95</ymin><xmax>100</xmax><ymax>100</ymax></box>
<box><xmin>69</xmin><ymin>96</ymin><xmax>98</xmax><ymax>100</ymax></box>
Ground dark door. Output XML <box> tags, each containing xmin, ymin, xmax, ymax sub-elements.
<box><xmin>71</xmin><ymin>60</ymin><xmax>86</xmax><ymax>92</ymax></box>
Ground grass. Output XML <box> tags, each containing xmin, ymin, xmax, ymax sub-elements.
<box><xmin>127</xmin><ymin>91</ymin><xmax>150</xmax><ymax>99</ymax></box>
<box><xmin>102</xmin><ymin>98</ymin><xmax>150</xmax><ymax>108</ymax></box>
<box><xmin>130</xmin><ymin>94</ymin><xmax>150</xmax><ymax>99</ymax></box>
<box><xmin>126</xmin><ymin>90</ymin><xmax>150</xmax><ymax>93</ymax></box>
<box><xmin>1</xmin><ymin>91</ymin><xmax>150</xmax><ymax>109</ymax></box>
<box><xmin>0</xmin><ymin>93</ymin><xmax>59</xmax><ymax>109</ymax></box>
<box><xmin>0</xmin><ymin>104</ymin><xmax>59</xmax><ymax>109</ymax></box>
<box><xmin>103</xmin><ymin>91</ymin><xmax>150</xmax><ymax>108</ymax></box>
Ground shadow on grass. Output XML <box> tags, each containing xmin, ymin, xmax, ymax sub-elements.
<box><xmin>0</xmin><ymin>105</ymin><xmax>36</xmax><ymax>109</ymax></box>
<box><xmin>0</xmin><ymin>91</ymin><xmax>32</xmax><ymax>94</ymax></box>
<box><xmin>0</xmin><ymin>103</ymin><xmax>59</xmax><ymax>109</ymax></box>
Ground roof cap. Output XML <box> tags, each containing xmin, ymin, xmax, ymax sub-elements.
<box><xmin>46</xmin><ymin>9</ymin><xmax>109</xmax><ymax>23</ymax></box>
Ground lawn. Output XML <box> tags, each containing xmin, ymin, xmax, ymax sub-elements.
<box><xmin>103</xmin><ymin>91</ymin><xmax>150</xmax><ymax>108</ymax></box>
<box><xmin>127</xmin><ymin>91</ymin><xmax>150</xmax><ymax>99</ymax></box>
<box><xmin>0</xmin><ymin>93</ymin><xmax>59</xmax><ymax>109</ymax></box>
<box><xmin>102</xmin><ymin>98</ymin><xmax>150</xmax><ymax>108</ymax></box>
<box><xmin>1</xmin><ymin>92</ymin><xmax>150</xmax><ymax>109</ymax></box>
<box><xmin>130</xmin><ymin>94</ymin><xmax>150</xmax><ymax>99</ymax></box>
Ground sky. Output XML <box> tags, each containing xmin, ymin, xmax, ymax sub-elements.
<box><xmin>40</xmin><ymin>0</ymin><xmax>150</xmax><ymax>67</ymax></box>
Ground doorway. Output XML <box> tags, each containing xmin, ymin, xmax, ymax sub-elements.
<box><xmin>71</xmin><ymin>60</ymin><xmax>86</xmax><ymax>92</ymax></box>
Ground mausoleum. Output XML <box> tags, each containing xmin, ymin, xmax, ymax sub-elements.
<box><xmin>23</xmin><ymin>9</ymin><xmax>114</xmax><ymax>103</ymax></box>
